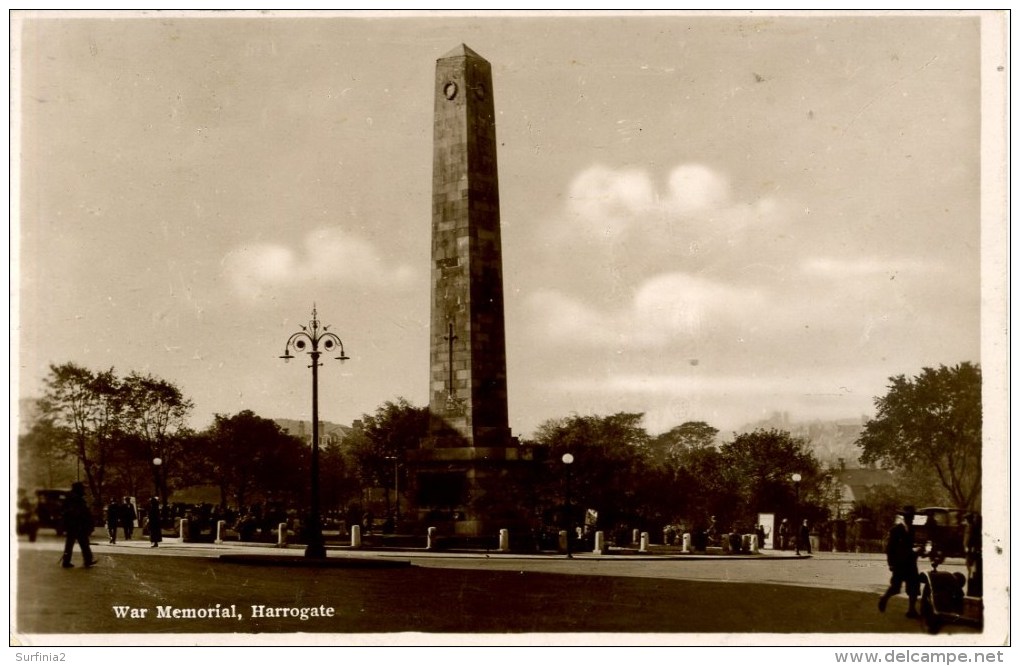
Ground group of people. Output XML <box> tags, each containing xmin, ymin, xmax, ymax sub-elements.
<box><xmin>62</xmin><ymin>484</ymin><xmax>165</xmax><ymax>568</ymax></box>
<box><xmin>104</xmin><ymin>497</ymin><xmax>138</xmax><ymax>544</ymax></box>
<box><xmin>776</xmin><ymin>517</ymin><xmax>813</xmax><ymax>554</ymax></box>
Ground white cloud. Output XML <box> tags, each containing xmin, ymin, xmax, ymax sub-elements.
<box><xmin>566</xmin><ymin>165</ymin><xmax>655</xmax><ymax>238</ymax></box>
<box><xmin>223</xmin><ymin>227</ymin><xmax>415</xmax><ymax>301</ymax></box>
<box><xmin>662</xmin><ymin>164</ymin><xmax>731</xmax><ymax>215</ymax></box>
<box><xmin>527</xmin><ymin>272</ymin><xmax>764</xmax><ymax>349</ymax></box>
<box><xmin>558</xmin><ymin>162</ymin><xmax>783</xmax><ymax>253</ymax></box>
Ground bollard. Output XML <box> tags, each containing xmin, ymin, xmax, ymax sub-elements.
<box><xmin>721</xmin><ymin>533</ymin><xmax>731</xmax><ymax>553</ymax></box>
<box><xmin>427</xmin><ymin>526</ymin><xmax>437</xmax><ymax>550</ymax></box>
<box><xmin>351</xmin><ymin>524</ymin><xmax>362</xmax><ymax>548</ymax></box>
<box><xmin>180</xmin><ymin>518</ymin><xmax>190</xmax><ymax>543</ymax></box>
<box><xmin>750</xmin><ymin>534</ymin><xmax>760</xmax><ymax>554</ymax></box>
<box><xmin>558</xmin><ymin>530</ymin><xmax>568</xmax><ymax>553</ymax></box>
<box><xmin>639</xmin><ymin>532</ymin><xmax>649</xmax><ymax>553</ymax></box>
<box><xmin>215</xmin><ymin>519</ymin><xmax>225</xmax><ymax>544</ymax></box>
<box><xmin>499</xmin><ymin>529</ymin><xmax>510</xmax><ymax>552</ymax></box>
<box><xmin>632</xmin><ymin>528</ymin><xmax>641</xmax><ymax>544</ymax></box>
<box><xmin>277</xmin><ymin>522</ymin><xmax>287</xmax><ymax>547</ymax></box>
<box><xmin>682</xmin><ymin>533</ymin><xmax>692</xmax><ymax>553</ymax></box>
<box><xmin>593</xmin><ymin>530</ymin><xmax>605</xmax><ymax>554</ymax></box>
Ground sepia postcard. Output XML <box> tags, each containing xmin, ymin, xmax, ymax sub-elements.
<box><xmin>10</xmin><ymin>9</ymin><xmax>1009</xmax><ymax>651</ymax></box>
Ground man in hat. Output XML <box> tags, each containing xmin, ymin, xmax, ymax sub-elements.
<box><xmin>61</xmin><ymin>482</ymin><xmax>97</xmax><ymax>568</ymax></box>
<box><xmin>878</xmin><ymin>505</ymin><xmax>922</xmax><ymax>617</ymax></box>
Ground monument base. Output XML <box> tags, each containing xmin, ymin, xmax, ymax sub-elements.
<box><xmin>405</xmin><ymin>443</ymin><xmax>535</xmax><ymax>539</ymax></box>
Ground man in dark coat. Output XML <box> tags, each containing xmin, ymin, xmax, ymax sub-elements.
<box><xmin>147</xmin><ymin>497</ymin><xmax>163</xmax><ymax>548</ymax></box>
<box><xmin>796</xmin><ymin>519</ymin><xmax>811</xmax><ymax>555</ymax></box>
<box><xmin>105</xmin><ymin>499</ymin><xmax>121</xmax><ymax>544</ymax></box>
<box><xmin>61</xmin><ymin>482</ymin><xmax>97</xmax><ymax>568</ymax></box>
<box><xmin>878</xmin><ymin>505</ymin><xmax>922</xmax><ymax>617</ymax></box>
<box><xmin>121</xmin><ymin>497</ymin><xmax>137</xmax><ymax>540</ymax></box>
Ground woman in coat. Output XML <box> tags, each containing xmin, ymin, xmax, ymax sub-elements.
<box><xmin>147</xmin><ymin>497</ymin><xmax>162</xmax><ymax>548</ymax></box>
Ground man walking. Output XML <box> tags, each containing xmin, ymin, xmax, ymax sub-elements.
<box><xmin>878</xmin><ymin>505</ymin><xmax>922</xmax><ymax>618</ymax></box>
<box><xmin>105</xmin><ymin>498</ymin><xmax>121</xmax><ymax>544</ymax></box>
<box><xmin>796</xmin><ymin>519</ymin><xmax>811</xmax><ymax>555</ymax></box>
<box><xmin>61</xmin><ymin>482</ymin><xmax>97</xmax><ymax>568</ymax></box>
<box><xmin>121</xmin><ymin>497</ymin><xmax>137</xmax><ymax>540</ymax></box>
<box><xmin>778</xmin><ymin>518</ymin><xmax>790</xmax><ymax>550</ymax></box>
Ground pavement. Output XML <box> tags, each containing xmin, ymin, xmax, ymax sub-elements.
<box><xmin>40</xmin><ymin>531</ymin><xmax>815</xmax><ymax>561</ymax></box>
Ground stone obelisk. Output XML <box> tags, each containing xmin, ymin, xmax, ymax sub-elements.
<box><xmin>408</xmin><ymin>44</ymin><xmax>522</xmax><ymax>538</ymax></box>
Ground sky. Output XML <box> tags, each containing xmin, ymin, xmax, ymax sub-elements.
<box><xmin>13</xmin><ymin>11</ymin><xmax>1002</xmax><ymax>440</ymax></box>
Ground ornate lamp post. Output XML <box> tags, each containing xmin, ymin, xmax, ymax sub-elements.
<box><xmin>281</xmin><ymin>305</ymin><xmax>349</xmax><ymax>559</ymax></box>
<box><xmin>562</xmin><ymin>452</ymin><xmax>574</xmax><ymax>559</ymax></box>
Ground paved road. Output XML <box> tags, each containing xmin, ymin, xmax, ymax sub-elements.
<box><xmin>13</xmin><ymin>534</ymin><xmax>986</xmax><ymax>643</ymax></box>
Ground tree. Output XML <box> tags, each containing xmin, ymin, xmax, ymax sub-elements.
<box><xmin>197</xmin><ymin>410</ymin><xmax>309</xmax><ymax>509</ymax></box>
<box><xmin>531</xmin><ymin>412</ymin><xmax>652</xmax><ymax>530</ymax></box>
<box><xmin>37</xmin><ymin>363</ymin><xmax>124</xmax><ymax>514</ymax></box>
<box><xmin>121</xmin><ymin>372</ymin><xmax>194</xmax><ymax>502</ymax></box>
<box><xmin>346</xmin><ymin>398</ymin><xmax>429</xmax><ymax>516</ymax></box>
<box><xmin>650</xmin><ymin>421</ymin><xmax>719</xmax><ymax>470</ymax></box>
<box><xmin>718</xmin><ymin>429</ymin><xmax>823</xmax><ymax>528</ymax></box>
<box><xmin>670</xmin><ymin>443</ymin><xmax>728</xmax><ymax>527</ymax></box>
<box><xmin>18</xmin><ymin>413</ymin><xmax>76</xmax><ymax>490</ymax></box>
<box><xmin>319</xmin><ymin>437</ymin><xmax>359</xmax><ymax>517</ymax></box>
<box><xmin>856</xmin><ymin>363</ymin><xmax>981</xmax><ymax>511</ymax></box>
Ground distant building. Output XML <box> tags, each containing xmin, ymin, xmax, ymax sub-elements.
<box><xmin>737</xmin><ymin>412</ymin><xmax>868</xmax><ymax>466</ymax></box>
<box><xmin>272</xmin><ymin>418</ymin><xmax>357</xmax><ymax>449</ymax></box>
<box><xmin>830</xmin><ymin>467</ymin><xmax>897</xmax><ymax>518</ymax></box>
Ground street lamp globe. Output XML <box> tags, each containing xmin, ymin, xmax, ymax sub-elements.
<box><xmin>562</xmin><ymin>453</ymin><xmax>574</xmax><ymax>465</ymax></box>
<box><xmin>791</xmin><ymin>472</ymin><xmax>801</xmax><ymax>483</ymax></box>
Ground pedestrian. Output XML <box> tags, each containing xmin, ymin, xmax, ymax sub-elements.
<box><xmin>105</xmin><ymin>498</ymin><xmax>121</xmax><ymax>544</ymax></box>
<box><xmin>756</xmin><ymin>524</ymin><xmax>767</xmax><ymax>550</ymax></box>
<box><xmin>796</xmin><ymin>519</ymin><xmax>811</xmax><ymax>555</ymax></box>
<box><xmin>878</xmin><ymin>505</ymin><xmax>922</xmax><ymax>618</ymax></box>
<box><xmin>705</xmin><ymin>515</ymin><xmax>718</xmax><ymax>546</ymax></box>
<box><xmin>61</xmin><ymin>482</ymin><xmax>97</xmax><ymax>568</ymax></box>
<box><xmin>121</xmin><ymin>497</ymin><xmax>137</xmax><ymax>540</ymax></box>
<box><xmin>778</xmin><ymin>518</ymin><xmax>790</xmax><ymax>550</ymax></box>
<box><xmin>147</xmin><ymin>497</ymin><xmax>163</xmax><ymax>548</ymax></box>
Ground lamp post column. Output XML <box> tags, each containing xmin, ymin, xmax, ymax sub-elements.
<box><xmin>562</xmin><ymin>453</ymin><xmax>574</xmax><ymax>559</ymax></box>
<box><xmin>307</xmin><ymin>348</ymin><xmax>325</xmax><ymax>559</ymax></box>
<box><xmin>791</xmin><ymin>472</ymin><xmax>802</xmax><ymax>556</ymax></box>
